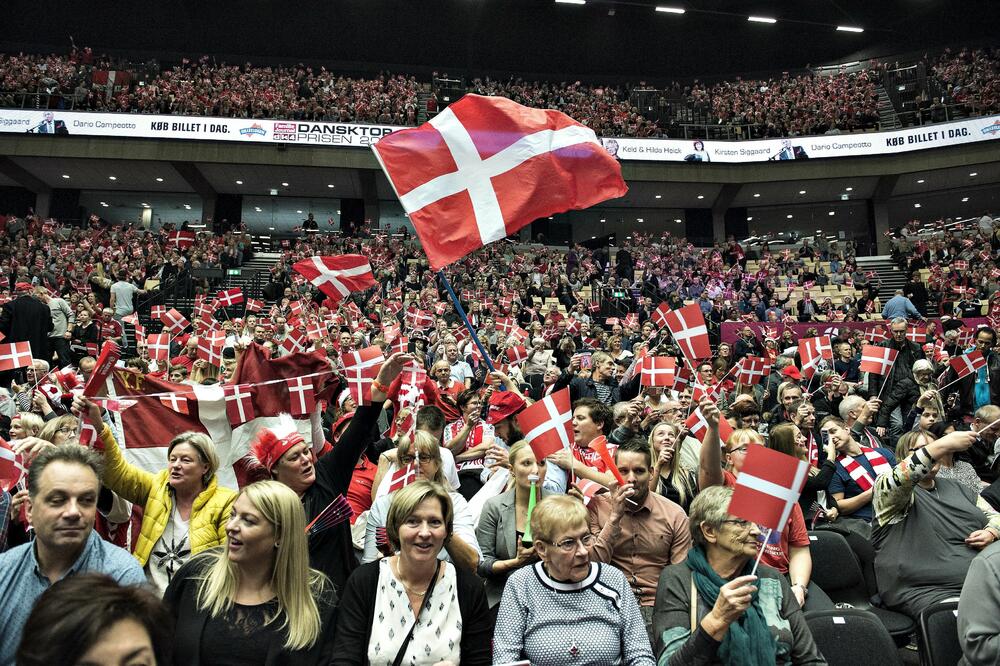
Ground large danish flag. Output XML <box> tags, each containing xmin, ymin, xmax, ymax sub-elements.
<box><xmin>342</xmin><ymin>345</ymin><xmax>385</xmax><ymax>405</ymax></box>
<box><xmin>728</xmin><ymin>445</ymin><xmax>809</xmax><ymax>533</ymax></box>
<box><xmin>167</xmin><ymin>230</ymin><xmax>196</xmax><ymax>249</ymax></box>
<box><xmin>292</xmin><ymin>255</ymin><xmax>377</xmax><ymax>304</ymax></box>
<box><xmin>516</xmin><ymin>387</ymin><xmax>574</xmax><ymax>461</ymax></box>
<box><xmin>372</xmin><ymin>94</ymin><xmax>628</xmax><ymax>270</ymax></box>
<box><xmin>662</xmin><ymin>304</ymin><xmax>712</xmax><ymax>363</ymax></box>
<box><xmin>0</xmin><ymin>342</ymin><xmax>33</xmax><ymax>371</ymax></box>
<box><xmin>640</xmin><ymin>356</ymin><xmax>676</xmax><ymax>387</ymax></box>
<box><xmin>798</xmin><ymin>335</ymin><xmax>833</xmax><ymax>379</ymax></box>
<box><xmin>860</xmin><ymin>345</ymin><xmax>899</xmax><ymax>375</ymax></box>
<box><xmin>950</xmin><ymin>350</ymin><xmax>987</xmax><ymax>379</ymax></box>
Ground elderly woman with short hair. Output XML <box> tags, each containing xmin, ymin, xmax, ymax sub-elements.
<box><xmin>493</xmin><ymin>494</ymin><xmax>654</xmax><ymax>665</ymax></box>
<box><xmin>652</xmin><ymin>486</ymin><xmax>826</xmax><ymax>665</ymax></box>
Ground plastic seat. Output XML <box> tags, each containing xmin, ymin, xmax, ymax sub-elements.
<box><xmin>806</xmin><ymin>609</ymin><xmax>903</xmax><ymax>666</ymax></box>
<box><xmin>918</xmin><ymin>601</ymin><xmax>961</xmax><ymax>666</ymax></box>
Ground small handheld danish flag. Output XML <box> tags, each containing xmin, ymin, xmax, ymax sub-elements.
<box><xmin>685</xmin><ymin>406</ymin><xmax>734</xmax><ymax>444</ymax></box>
<box><xmin>516</xmin><ymin>387</ymin><xmax>574</xmax><ymax>461</ymax></box>
<box><xmin>216</xmin><ymin>288</ymin><xmax>244</xmax><ymax>307</ymax></box>
<box><xmin>662</xmin><ymin>304</ymin><xmax>712</xmax><ymax>363</ymax></box>
<box><xmin>728</xmin><ymin>445</ymin><xmax>809</xmax><ymax>533</ymax></box>
<box><xmin>292</xmin><ymin>255</ymin><xmax>377</xmax><ymax>304</ymax></box>
<box><xmin>860</xmin><ymin>345</ymin><xmax>898</xmax><ymax>375</ymax></box>
<box><xmin>640</xmin><ymin>356</ymin><xmax>676</xmax><ymax>387</ymax></box>
<box><xmin>0</xmin><ymin>342</ymin><xmax>33</xmax><ymax>371</ymax></box>
<box><xmin>949</xmin><ymin>350</ymin><xmax>987</xmax><ymax>379</ymax></box>
<box><xmin>798</xmin><ymin>336</ymin><xmax>833</xmax><ymax>379</ymax></box>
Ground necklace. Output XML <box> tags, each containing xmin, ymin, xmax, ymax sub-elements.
<box><xmin>391</xmin><ymin>559</ymin><xmax>431</xmax><ymax>596</ymax></box>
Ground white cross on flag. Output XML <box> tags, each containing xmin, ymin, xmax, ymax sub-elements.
<box><xmin>685</xmin><ymin>406</ymin><xmax>734</xmax><ymax>444</ymax></box>
<box><xmin>342</xmin><ymin>345</ymin><xmax>385</xmax><ymax>405</ymax></box>
<box><xmin>160</xmin><ymin>393</ymin><xmax>190</xmax><ymax>415</ymax></box>
<box><xmin>245</xmin><ymin>298</ymin><xmax>263</xmax><ymax>313</ymax></box>
<box><xmin>146</xmin><ymin>333</ymin><xmax>171</xmax><ymax>361</ymax></box>
<box><xmin>736</xmin><ymin>356</ymin><xmax>770</xmax><ymax>386</ymax></box>
<box><xmin>216</xmin><ymin>288</ymin><xmax>244</xmax><ymax>307</ymax></box>
<box><xmin>1</xmin><ymin>438</ymin><xmax>27</xmax><ymax>492</ymax></box>
<box><xmin>906</xmin><ymin>325</ymin><xmax>927</xmax><ymax>344</ymax></box>
<box><xmin>865</xmin><ymin>327</ymin><xmax>888</xmax><ymax>344</ymax></box>
<box><xmin>279</xmin><ymin>331</ymin><xmax>308</xmax><ymax>356</ymax></box>
<box><xmin>292</xmin><ymin>255</ymin><xmax>377</xmax><ymax>304</ymax></box>
<box><xmin>168</xmin><ymin>230</ymin><xmax>196</xmax><ymax>249</ymax></box>
<box><xmin>860</xmin><ymin>345</ymin><xmax>899</xmax><ymax>375</ymax></box>
<box><xmin>0</xmin><ymin>342</ymin><xmax>33</xmax><ymax>371</ymax></box>
<box><xmin>496</xmin><ymin>317</ymin><xmax>517</xmax><ymax>336</ymax></box>
<box><xmin>950</xmin><ymin>350</ymin><xmax>987</xmax><ymax>379</ymax></box>
<box><xmin>573</xmin><ymin>478</ymin><xmax>609</xmax><ymax>507</ymax></box>
<box><xmin>728</xmin><ymin>444</ymin><xmax>809</xmax><ymax>533</ymax></box>
<box><xmin>285</xmin><ymin>377</ymin><xmax>316</xmax><ymax>417</ymax></box>
<box><xmin>390</xmin><ymin>336</ymin><xmax>409</xmax><ymax>356</ymax></box>
<box><xmin>505</xmin><ymin>345</ymin><xmax>529</xmax><ymax>365</ymax></box>
<box><xmin>641</xmin><ymin>356</ymin><xmax>676</xmax><ymax>387</ymax></box>
<box><xmin>404</xmin><ymin>308</ymin><xmax>435</xmax><ymax>331</ymax></box>
<box><xmin>372</xmin><ymin>94</ymin><xmax>628</xmax><ymax>270</ymax></box>
<box><xmin>651</xmin><ymin>302</ymin><xmax>672</xmax><ymax>330</ymax></box>
<box><xmin>159</xmin><ymin>308</ymin><xmax>190</xmax><ymax>335</ymax></box>
<box><xmin>662</xmin><ymin>304</ymin><xmax>712</xmax><ymax>363</ymax></box>
<box><xmin>197</xmin><ymin>341</ymin><xmax>224</xmax><ymax>368</ymax></box>
<box><xmin>223</xmin><ymin>384</ymin><xmax>256</xmax><ymax>427</ymax></box>
<box><xmin>798</xmin><ymin>335</ymin><xmax>833</xmax><ymax>379</ymax></box>
<box><xmin>151</xmin><ymin>305</ymin><xmax>166</xmax><ymax>321</ymax></box>
<box><xmin>388</xmin><ymin>462</ymin><xmax>419</xmax><ymax>493</ymax></box>
<box><xmin>516</xmin><ymin>387</ymin><xmax>574</xmax><ymax>461</ymax></box>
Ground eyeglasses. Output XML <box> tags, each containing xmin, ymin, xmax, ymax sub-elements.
<box><xmin>550</xmin><ymin>534</ymin><xmax>595</xmax><ymax>552</ymax></box>
<box><xmin>399</xmin><ymin>454</ymin><xmax>435</xmax><ymax>465</ymax></box>
<box><xmin>56</xmin><ymin>426</ymin><xmax>76</xmax><ymax>435</ymax></box>
<box><xmin>727</xmin><ymin>445</ymin><xmax>749</xmax><ymax>455</ymax></box>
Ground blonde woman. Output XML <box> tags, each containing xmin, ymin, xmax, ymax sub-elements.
<box><xmin>164</xmin><ymin>481</ymin><xmax>337</xmax><ymax>665</ymax></box>
<box><xmin>74</xmin><ymin>395</ymin><xmax>236</xmax><ymax>593</ymax></box>
<box><xmin>648</xmin><ymin>422</ymin><xmax>698</xmax><ymax>514</ymax></box>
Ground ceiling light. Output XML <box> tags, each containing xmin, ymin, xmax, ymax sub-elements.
<box><xmin>917</xmin><ymin>179</ymin><xmax>925</xmax><ymax>184</ymax></box>
<box><xmin>914</xmin><ymin>203</ymin><xmax>922</xmax><ymax>208</ymax></box>
<box><xmin>697</xmin><ymin>194</ymin><xmax>704</xmax><ymax>200</ymax></box>
<box><xmin>655</xmin><ymin>6</ymin><xmax>685</xmax><ymax>13</ymax></box>
<box><xmin>828</xmin><ymin>211</ymin><xmax>835</xmax><ymax>216</ymax></box>
<box><xmin>555</xmin><ymin>0</ymin><xmax>586</xmax><ymax>4</ymax></box>
<box><xmin>268</xmin><ymin>226</ymin><xmax>275</xmax><ymax>231</ymax></box>
<box><xmin>637</xmin><ymin>218</ymin><xmax>644</xmax><ymax>223</ymax></box>
<box><xmin>235</xmin><ymin>180</ymin><xmax>243</xmax><ymax>185</ymax></box>
<box><xmin>183</xmin><ymin>204</ymin><xmax>191</xmax><ymax>210</ymax></box>
<box><xmin>61</xmin><ymin>174</ymin><xmax>70</xmax><ymax>179</ymax></box>
<box><xmin>281</xmin><ymin>182</ymin><xmax>289</xmax><ymax>187</ymax></box>
<box><xmin>836</xmin><ymin>25</ymin><xmax>864</xmax><ymax>33</ymax></box>
<box><xmin>746</xmin><ymin>216</ymin><xmax>753</xmax><ymax>221</ymax></box>
<box><xmin>155</xmin><ymin>177</ymin><xmax>164</xmax><ymax>182</ymax></box>
<box><xmin>254</xmin><ymin>207</ymin><xmax>262</xmax><ymax>212</ymax></box>
<box><xmin>753</xmin><ymin>193</ymin><xmax>761</xmax><ymax>198</ymax></box>
<box><xmin>748</xmin><ymin>16</ymin><xmax>777</xmax><ymax>24</ymax></box>
<box><xmin>327</xmin><ymin>184</ymin><xmax>335</xmax><ymax>188</ymax></box>
<box><xmin>962</xmin><ymin>197</ymin><xmax>970</xmax><ymax>202</ymax></box>
<box><xmin>798</xmin><ymin>190</ymin><xmax>806</xmax><ymax>195</ymax></box>
<box><xmin>591</xmin><ymin>236</ymin><xmax>596</xmax><ymax>239</ymax></box>
<box><xmin>296</xmin><ymin>210</ymin><xmax>303</xmax><ymax>214</ymax></box>
<box><xmin>108</xmin><ymin>176</ymin><xmax>117</xmax><ymax>181</ymax></box>
<box><xmin>674</xmin><ymin>219</ymin><xmax>682</xmax><ymax>223</ymax></box>
<box><xmin>655</xmin><ymin>195</ymin><xmax>662</xmax><ymax>199</ymax></box>
<box><xmin>100</xmin><ymin>202</ymin><xmax>108</xmax><ymax>207</ymax></box>
<box><xmin>786</xmin><ymin>214</ymin><xmax>794</xmax><ymax>219</ymax></box>
<box><xmin>600</xmin><ymin>218</ymin><xmax>606</xmax><ymax>222</ymax></box>
<box><xmin>970</xmin><ymin>172</ymin><xmax>978</xmax><ymax>177</ymax></box>
<box><xmin>845</xmin><ymin>187</ymin><xmax>853</xmax><ymax>191</ymax></box>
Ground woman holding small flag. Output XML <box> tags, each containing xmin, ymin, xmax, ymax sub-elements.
<box><xmin>73</xmin><ymin>394</ymin><xmax>236</xmax><ymax>594</ymax></box>
<box><xmin>652</xmin><ymin>486</ymin><xmax>826</xmax><ymax>665</ymax></box>
<box><xmin>163</xmin><ymin>480</ymin><xmax>338</xmax><ymax>665</ymax></box>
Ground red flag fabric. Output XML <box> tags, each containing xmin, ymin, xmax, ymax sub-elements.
<box><xmin>0</xmin><ymin>437</ymin><xmax>26</xmax><ymax>492</ymax></box>
<box><xmin>245</xmin><ymin>298</ymin><xmax>263</xmax><ymax>313</ymax></box>
<box><xmin>640</xmin><ymin>356</ymin><xmax>676</xmax><ymax>387</ymax></box>
<box><xmin>505</xmin><ymin>345</ymin><xmax>529</xmax><ymax>365</ymax></box>
<box><xmin>292</xmin><ymin>255</ymin><xmax>377</xmax><ymax>304</ymax></box>
<box><xmin>390</xmin><ymin>336</ymin><xmax>409</xmax><ymax>356</ymax></box>
<box><xmin>404</xmin><ymin>308</ymin><xmax>435</xmax><ymax>331</ymax></box>
<box><xmin>146</xmin><ymin>334</ymin><xmax>170</xmax><ymax>361</ymax></box>
<box><xmin>865</xmin><ymin>328</ymin><xmax>888</xmax><ymax>344</ymax></box>
<box><xmin>159</xmin><ymin>308</ymin><xmax>190</xmax><ymax>334</ymax></box>
<box><xmin>159</xmin><ymin>392</ymin><xmax>191</xmax><ymax>415</ymax></box>
<box><xmin>223</xmin><ymin>384</ymin><xmax>256</xmax><ymax>426</ymax></box>
<box><xmin>285</xmin><ymin>377</ymin><xmax>317</xmax><ymax>417</ymax></box>
<box><xmin>651</xmin><ymin>302</ymin><xmax>671</xmax><ymax>330</ymax></box>
<box><xmin>685</xmin><ymin>407</ymin><xmax>734</xmax><ymax>444</ymax></box>
<box><xmin>216</xmin><ymin>288</ymin><xmax>244</xmax><ymax>307</ymax></box>
<box><xmin>83</xmin><ymin>341</ymin><xmax>121</xmax><ymax>398</ymax></box>
<box><xmin>167</xmin><ymin>230</ymin><xmax>195</xmax><ymax>249</ymax></box>
<box><xmin>663</xmin><ymin>304</ymin><xmax>712</xmax><ymax>362</ymax></box>
<box><xmin>905</xmin><ymin>326</ymin><xmax>927</xmax><ymax>344</ymax></box>
<box><xmin>197</xmin><ymin>341</ymin><xmax>224</xmax><ymax>368</ymax></box>
<box><xmin>574</xmin><ymin>478</ymin><xmax>609</xmax><ymax>506</ymax></box>
<box><xmin>728</xmin><ymin>444</ymin><xmax>809</xmax><ymax>532</ymax></box>
<box><xmin>735</xmin><ymin>356</ymin><xmax>769</xmax><ymax>385</ymax></box>
<box><xmin>388</xmin><ymin>462</ymin><xmax>419</xmax><ymax>493</ymax></box>
<box><xmin>950</xmin><ymin>351</ymin><xmax>987</xmax><ymax>379</ymax></box>
<box><xmin>0</xmin><ymin>342</ymin><xmax>33</xmax><ymax>371</ymax></box>
<box><xmin>279</xmin><ymin>331</ymin><xmax>308</xmax><ymax>356</ymax></box>
<box><xmin>516</xmin><ymin>387</ymin><xmax>574</xmax><ymax>461</ymax></box>
<box><xmin>859</xmin><ymin>345</ymin><xmax>899</xmax><ymax>375</ymax></box>
<box><xmin>372</xmin><ymin>94</ymin><xmax>628</xmax><ymax>270</ymax></box>
<box><xmin>342</xmin><ymin>346</ymin><xmax>385</xmax><ymax>405</ymax></box>
<box><xmin>798</xmin><ymin>336</ymin><xmax>833</xmax><ymax>379</ymax></box>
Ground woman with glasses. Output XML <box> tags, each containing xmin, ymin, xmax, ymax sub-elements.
<box><xmin>652</xmin><ymin>486</ymin><xmax>825</xmax><ymax>665</ymax></box>
<box><xmin>362</xmin><ymin>432</ymin><xmax>481</xmax><ymax>572</ymax></box>
<box><xmin>333</xmin><ymin>481</ymin><xmax>492</xmax><ymax>665</ymax></box>
<box><xmin>73</xmin><ymin>395</ymin><xmax>236</xmax><ymax>594</ymax></box>
<box><xmin>493</xmin><ymin>494</ymin><xmax>654</xmax><ymax>665</ymax></box>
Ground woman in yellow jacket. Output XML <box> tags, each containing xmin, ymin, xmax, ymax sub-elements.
<box><xmin>75</xmin><ymin>395</ymin><xmax>237</xmax><ymax>594</ymax></box>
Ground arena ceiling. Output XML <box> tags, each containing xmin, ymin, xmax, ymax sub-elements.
<box><xmin>1</xmin><ymin>0</ymin><xmax>995</xmax><ymax>81</ymax></box>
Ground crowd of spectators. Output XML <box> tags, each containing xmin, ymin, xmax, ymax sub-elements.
<box><xmin>2</xmin><ymin>209</ymin><xmax>1000</xmax><ymax>663</ymax></box>
<box><xmin>2</xmin><ymin>45</ymin><xmax>997</xmax><ymax>138</ymax></box>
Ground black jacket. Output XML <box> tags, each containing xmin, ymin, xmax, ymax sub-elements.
<box><xmin>163</xmin><ymin>552</ymin><xmax>338</xmax><ymax>666</ymax></box>
<box><xmin>552</xmin><ymin>370</ymin><xmax>641</xmax><ymax>405</ymax></box>
<box><xmin>0</xmin><ymin>294</ymin><xmax>53</xmax><ymax>361</ymax></box>
<box><xmin>330</xmin><ymin>560</ymin><xmax>493</xmax><ymax>665</ymax></box>
<box><xmin>940</xmin><ymin>350</ymin><xmax>1000</xmax><ymax>419</ymax></box>
<box><xmin>866</xmin><ymin>339</ymin><xmax>925</xmax><ymax>398</ymax></box>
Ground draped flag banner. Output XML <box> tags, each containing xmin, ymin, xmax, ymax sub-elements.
<box><xmin>372</xmin><ymin>94</ymin><xmax>628</xmax><ymax>270</ymax></box>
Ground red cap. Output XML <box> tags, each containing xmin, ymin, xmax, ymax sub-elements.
<box><xmin>782</xmin><ymin>365</ymin><xmax>802</xmax><ymax>381</ymax></box>
<box><xmin>14</xmin><ymin>282</ymin><xmax>32</xmax><ymax>292</ymax></box>
<box><xmin>486</xmin><ymin>390</ymin><xmax>527</xmax><ymax>424</ymax></box>
<box><xmin>249</xmin><ymin>416</ymin><xmax>305</xmax><ymax>471</ymax></box>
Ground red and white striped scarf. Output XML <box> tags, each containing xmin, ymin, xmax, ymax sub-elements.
<box><xmin>837</xmin><ymin>446</ymin><xmax>892</xmax><ymax>491</ymax></box>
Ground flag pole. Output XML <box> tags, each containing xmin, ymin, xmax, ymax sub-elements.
<box><xmin>437</xmin><ymin>270</ymin><xmax>497</xmax><ymax>374</ymax></box>
<box><xmin>750</xmin><ymin>527</ymin><xmax>772</xmax><ymax>577</ymax></box>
